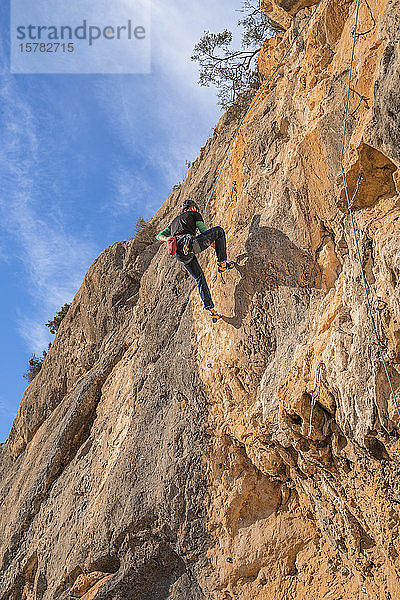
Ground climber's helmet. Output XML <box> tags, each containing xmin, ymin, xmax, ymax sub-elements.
<box><xmin>181</xmin><ymin>199</ymin><xmax>199</xmax><ymax>213</ymax></box>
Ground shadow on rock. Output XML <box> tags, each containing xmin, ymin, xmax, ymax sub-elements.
<box><xmin>225</xmin><ymin>215</ymin><xmax>320</xmax><ymax>329</ymax></box>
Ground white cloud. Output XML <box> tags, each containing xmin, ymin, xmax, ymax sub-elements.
<box><xmin>17</xmin><ymin>315</ymin><xmax>52</xmax><ymax>356</ymax></box>
<box><xmin>108</xmin><ymin>167</ymin><xmax>149</xmax><ymax>214</ymax></box>
<box><xmin>95</xmin><ymin>0</ymin><xmax>243</xmax><ymax>212</ymax></box>
<box><xmin>4</xmin><ymin>191</ymin><xmax>95</xmax><ymax>305</ymax></box>
<box><xmin>0</xmin><ymin>396</ymin><xmax>21</xmax><ymax>443</ymax></box>
<box><xmin>0</xmin><ymin>0</ymin><xmax>244</xmax><ymax>355</ymax></box>
<box><xmin>0</xmin><ymin>245</ymin><xmax>9</xmax><ymax>263</ymax></box>
<box><xmin>0</xmin><ymin>397</ymin><xmax>15</xmax><ymax>418</ymax></box>
<box><xmin>151</xmin><ymin>0</ymin><xmax>239</xmax><ymax>96</ymax></box>
<box><xmin>149</xmin><ymin>1</ymin><xmax>243</xmax><ymax>171</ymax></box>
<box><xmin>0</xmin><ymin>50</ymin><xmax>97</xmax><ymax>354</ymax></box>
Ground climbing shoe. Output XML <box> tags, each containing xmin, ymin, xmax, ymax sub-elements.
<box><xmin>218</xmin><ymin>261</ymin><xmax>235</xmax><ymax>273</ymax></box>
<box><xmin>208</xmin><ymin>309</ymin><xmax>222</xmax><ymax>323</ymax></box>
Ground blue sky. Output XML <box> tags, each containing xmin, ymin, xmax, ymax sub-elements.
<box><xmin>0</xmin><ymin>0</ymin><xmax>242</xmax><ymax>442</ymax></box>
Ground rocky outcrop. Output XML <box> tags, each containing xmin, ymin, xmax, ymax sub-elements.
<box><xmin>1</xmin><ymin>0</ymin><xmax>400</xmax><ymax>598</ymax></box>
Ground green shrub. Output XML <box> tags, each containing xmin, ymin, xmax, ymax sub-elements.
<box><xmin>23</xmin><ymin>345</ymin><xmax>51</xmax><ymax>382</ymax></box>
<box><xmin>133</xmin><ymin>217</ymin><xmax>158</xmax><ymax>244</ymax></box>
<box><xmin>45</xmin><ymin>303</ymin><xmax>71</xmax><ymax>334</ymax></box>
<box><xmin>191</xmin><ymin>0</ymin><xmax>284</xmax><ymax>109</ymax></box>
<box><xmin>23</xmin><ymin>301</ymin><xmax>71</xmax><ymax>382</ymax></box>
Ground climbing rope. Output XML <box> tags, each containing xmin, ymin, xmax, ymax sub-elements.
<box><xmin>203</xmin><ymin>0</ymin><xmax>322</xmax><ymax>213</ymax></box>
<box><xmin>308</xmin><ymin>361</ymin><xmax>326</xmax><ymax>436</ymax></box>
<box><xmin>339</xmin><ymin>0</ymin><xmax>400</xmax><ymax>419</ymax></box>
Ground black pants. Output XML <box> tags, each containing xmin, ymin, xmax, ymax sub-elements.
<box><xmin>176</xmin><ymin>226</ymin><xmax>227</xmax><ymax>310</ymax></box>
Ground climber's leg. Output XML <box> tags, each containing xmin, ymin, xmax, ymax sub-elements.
<box><xmin>183</xmin><ymin>256</ymin><xmax>214</xmax><ymax>310</ymax></box>
<box><xmin>191</xmin><ymin>226</ymin><xmax>227</xmax><ymax>263</ymax></box>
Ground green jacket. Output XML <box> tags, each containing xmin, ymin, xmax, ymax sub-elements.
<box><xmin>156</xmin><ymin>220</ymin><xmax>207</xmax><ymax>241</ymax></box>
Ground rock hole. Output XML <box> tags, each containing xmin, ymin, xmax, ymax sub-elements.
<box><xmin>364</xmin><ymin>436</ymin><xmax>390</xmax><ymax>461</ymax></box>
<box><xmin>87</xmin><ymin>555</ymin><xmax>121</xmax><ymax>574</ymax></box>
<box><xmin>334</xmin><ymin>431</ymin><xmax>348</xmax><ymax>454</ymax></box>
<box><xmin>23</xmin><ymin>553</ymin><xmax>38</xmax><ymax>581</ymax></box>
<box><xmin>339</xmin><ymin>143</ymin><xmax>397</xmax><ymax>211</ymax></box>
<box><xmin>279</xmin><ymin>117</ymin><xmax>290</xmax><ymax>137</ymax></box>
<box><xmin>288</xmin><ymin>413</ymin><xmax>303</xmax><ymax>426</ymax></box>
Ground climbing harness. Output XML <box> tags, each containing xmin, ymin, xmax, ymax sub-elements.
<box><xmin>182</xmin><ymin>233</ymin><xmax>192</xmax><ymax>255</ymax></box>
<box><xmin>203</xmin><ymin>1</ymin><xmax>322</xmax><ymax>214</ymax></box>
<box><xmin>308</xmin><ymin>361</ymin><xmax>326</xmax><ymax>436</ymax></box>
<box><xmin>340</xmin><ymin>0</ymin><xmax>400</xmax><ymax>419</ymax></box>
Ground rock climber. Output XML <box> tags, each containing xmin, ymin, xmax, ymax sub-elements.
<box><xmin>156</xmin><ymin>199</ymin><xmax>235</xmax><ymax>322</ymax></box>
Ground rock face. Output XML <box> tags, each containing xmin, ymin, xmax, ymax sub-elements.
<box><xmin>1</xmin><ymin>0</ymin><xmax>400</xmax><ymax>598</ymax></box>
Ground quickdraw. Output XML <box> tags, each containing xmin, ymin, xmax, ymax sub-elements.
<box><xmin>340</xmin><ymin>0</ymin><xmax>400</xmax><ymax>419</ymax></box>
<box><xmin>349</xmin><ymin>172</ymin><xmax>364</xmax><ymax>209</ymax></box>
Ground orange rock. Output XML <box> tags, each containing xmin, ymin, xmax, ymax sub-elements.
<box><xmin>1</xmin><ymin>0</ymin><xmax>400</xmax><ymax>599</ymax></box>
<box><xmin>70</xmin><ymin>572</ymin><xmax>109</xmax><ymax>598</ymax></box>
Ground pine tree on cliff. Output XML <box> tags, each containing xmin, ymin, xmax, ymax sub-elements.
<box><xmin>45</xmin><ymin>303</ymin><xmax>71</xmax><ymax>334</ymax></box>
<box><xmin>23</xmin><ymin>304</ymin><xmax>71</xmax><ymax>382</ymax></box>
<box><xmin>192</xmin><ymin>0</ymin><xmax>284</xmax><ymax>109</ymax></box>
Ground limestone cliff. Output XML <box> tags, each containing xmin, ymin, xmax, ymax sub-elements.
<box><xmin>1</xmin><ymin>0</ymin><xmax>400</xmax><ymax>598</ymax></box>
